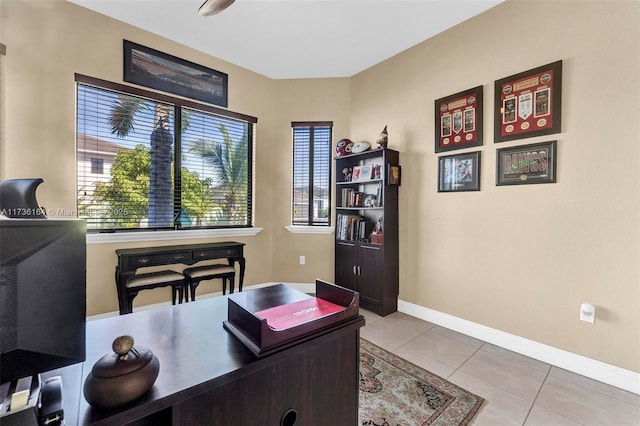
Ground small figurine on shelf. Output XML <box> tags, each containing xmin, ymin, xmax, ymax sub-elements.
<box><xmin>342</xmin><ymin>167</ymin><xmax>352</xmax><ymax>182</ymax></box>
<box><xmin>370</xmin><ymin>216</ymin><xmax>384</xmax><ymax>244</ymax></box>
<box><xmin>376</xmin><ymin>125</ymin><xmax>388</xmax><ymax>149</ymax></box>
<box><xmin>375</xmin><ymin>216</ymin><xmax>383</xmax><ymax>233</ymax></box>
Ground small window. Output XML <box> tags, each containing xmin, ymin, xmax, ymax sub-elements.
<box><xmin>291</xmin><ymin>122</ymin><xmax>332</xmax><ymax>226</ymax></box>
<box><xmin>90</xmin><ymin>158</ymin><xmax>104</xmax><ymax>175</ymax></box>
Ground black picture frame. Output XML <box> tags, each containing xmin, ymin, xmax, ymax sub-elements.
<box><xmin>123</xmin><ymin>40</ymin><xmax>228</xmax><ymax>107</ymax></box>
<box><xmin>435</xmin><ymin>85</ymin><xmax>483</xmax><ymax>153</ymax></box>
<box><xmin>494</xmin><ymin>60</ymin><xmax>562</xmax><ymax>143</ymax></box>
<box><xmin>438</xmin><ymin>151</ymin><xmax>481</xmax><ymax>192</ymax></box>
<box><xmin>496</xmin><ymin>140</ymin><xmax>557</xmax><ymax>186</ymax></box>
<box><xmin>387</xmin><ymin>165</ymin><xmax>401</xmax><ymax>186</ymax></box>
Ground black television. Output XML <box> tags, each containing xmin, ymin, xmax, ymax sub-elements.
<box><xmin>0</xmin><ymin>218</ymin><xmax>86</xmax><ymax>384</ymax></box>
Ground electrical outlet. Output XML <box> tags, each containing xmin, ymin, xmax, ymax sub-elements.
<box><xmin>299</xmin><ymin>255</ymin><xmax>305</xmax><ymax>265</ymax></box>
<box><xmin>580</xmin><ymin>302</ymin><xmax>595</xmax><ymax>323</ymax></box>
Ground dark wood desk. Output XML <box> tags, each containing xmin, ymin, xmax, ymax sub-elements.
<box><xmin>115</xmin><ymin>241</ymin><xmax>245</xmax><ymax>315</ymax></box>
<box><xmin>59</xmin><ymin>294</ymin><xmax>364</xmax><ymax>425</ymax></box>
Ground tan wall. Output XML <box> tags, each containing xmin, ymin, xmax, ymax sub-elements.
<box><xmin>0</xmin><ymin>0</ymin><xmax>277</xmax><ymax>314</ymax></box>
<box><xmin>270</xmin><ymin>78</ymin><xmax>351</xmax><ymax>283</ymax></box>
<box><xmin>0</xmin><ymin>0</ymin><xmax>351</xmax><ymax>315</ymax></box>
<box><xmin>350</xmin><ymin>0</ymin><xmax>640</xmax><ymax>372</ymax></box>
<box><xmin>2</xmin><ymin>0</ymin><xmax>638</xmax><ymax>373</ymax></box>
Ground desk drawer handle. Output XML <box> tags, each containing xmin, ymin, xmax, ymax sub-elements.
<box><xmin>173</xmin><ymin>254</ymin><xmax>187</xmax><ymax>260</ymax></box>
<box><xmin>137</xmin><ymin>258</ymin><xmax>150</xmax><ymax>264</ymax></box>
<box><xmin>196</xmin><ymin>252</ymin><xmax>208</xmax><ymax>257</ymax></box>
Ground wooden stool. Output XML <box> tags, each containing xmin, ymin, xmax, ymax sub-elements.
<box><xmin>123</xmin><ymin>270</ymin><xmax>185</xmax><ymax>314</ymax></box>
<box><xmin>183</xmin><ymin>264</ymin><xmax>236</xmax><ymax>301</ymax></box>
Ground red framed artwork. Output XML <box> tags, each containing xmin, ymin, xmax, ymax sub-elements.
<box><xmin>435</xmin><ymin>86</ymin><xmax>483</xmax><ymax>153</ymax></box>
<box><xmin>494</xmin><ymin>60</ymin><xmax>562</xmax><ymax>142</ymax></box>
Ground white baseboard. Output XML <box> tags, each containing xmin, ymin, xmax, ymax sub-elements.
<box><xmin>89</xmin><ymin>282</ymin><xmax>638</xmax><ymax>395</ymax></box>
<box><xmin>398</xmin><ymin>299</ymin><xmax>640</xmax><ymax>396</ymax></box>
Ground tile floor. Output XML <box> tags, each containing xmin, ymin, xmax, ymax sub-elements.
<box><xmin>360</xmin><ymin>309</ymin><xmax>640</xmax><ymax>426</ymax></box>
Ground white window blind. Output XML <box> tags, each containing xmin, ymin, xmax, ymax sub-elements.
<box><xmin>292</xmin><ymin>122</ymin><xmax>332</xmax><ymax>226</ymax></box>
<box><xmin>76</xmin><ymin>75</ymin><xmax>255</xmax><ymax>232</ymax></box>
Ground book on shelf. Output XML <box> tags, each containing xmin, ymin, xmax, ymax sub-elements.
<box><xmin>336</xmin><ymin>214</ymin><xmax>374</xmax><ymax>241</ymax></box>
<box><xmin>341</xmin><ymin>188</ymin><xmax>365</xmax><ymax>207</ymax></box>
<box><xmin>376</xmin><ymin>182</ymin><xmax>383</xmax><ymax>207</ymax></box>
<box><xmin>341</xmin><ymin>188</ymin><xmax>381</xmax><ymax>208</ymax></box>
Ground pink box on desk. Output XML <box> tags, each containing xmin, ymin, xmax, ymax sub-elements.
<box><xmin>223</xmin><ymin>280</ymin><xmax>360</xmax><ymax>357</ymax></box>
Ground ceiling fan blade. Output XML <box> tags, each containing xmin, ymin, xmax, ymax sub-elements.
<box><xmin>199</xmin><ymin>0</ymin><xmax>236</xmax><ymax>16</ymax></box>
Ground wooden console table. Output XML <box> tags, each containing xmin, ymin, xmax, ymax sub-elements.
<box><xmin>50</xmin><ymin>294</ymin><xmax>364</xmax><ymax>425</ymax></box>
<box><xmin>115</xmin><ymin>241</ymin><xmax>245</xmax><ymax>315</ymax></box>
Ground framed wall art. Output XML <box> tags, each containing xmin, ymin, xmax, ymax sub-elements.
<box><xmin>435</xmin><ymin>86</ymin><xmax>483</xmax><ymax>152</ymax></box>
<box><xmin>438</xmin><ymin>151</ymin><xmax>481</xmax><ymax>192</ymax></box>
<box><xmin>496</xmin><ymin>140</ymin><xmax>557</xmax><ymax>185</ymax></box>
<box><xmin>123</xmin><ymin>40</ymin><xmax>228</xmax><ymax>107</ymax></box>
<box><xmin>387</xmin><ymin>165</ymin><xmax>401</xmax><ymax>186</ymax></box>
<box><xmin>352</xmin><ymin>165</ymin><xmax>372</xmax><ymax>182</ymax></box>
<box><xmin>494</xmin><ymin>60</ymin><xmax>562</xmax><ymax>143</ymax></box>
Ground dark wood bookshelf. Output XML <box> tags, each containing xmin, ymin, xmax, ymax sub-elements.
<box><xmin>334</xmin><ymin>148</ymin><xmax>400</xmax><ymax>316</ymax></box>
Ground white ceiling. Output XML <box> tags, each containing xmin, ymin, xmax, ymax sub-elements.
<box><xmin>69</xmin><ymin>0</ymin><xmax>503</xmax><ymax>79</ymax></box>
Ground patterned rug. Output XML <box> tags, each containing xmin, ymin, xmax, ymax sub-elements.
<box><xmin>359</xmin><ymin>338</ymin><xmax>484</xmax><ymax>426</ymax></box>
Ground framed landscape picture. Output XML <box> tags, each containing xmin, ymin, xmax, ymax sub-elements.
<box><xmin>494</xmin><ymin>60</ymin><xmax>562</xmax><ymax>142</ymax></box>
<box><xmin>124</xmin><ymin>40</ymin><xmax>228</xmax><ymax>107</ymax></box>
<box><xmin>496</xmin><ymin>140</ymin><xmax>557</xmax><ymax>185</ymax></box>
<box><xmin>438</xmin><ymin>151</ymin><xmax>481</xmax><ymax>192</ymax></box>
<box><xmin>435</xmin><ymin>86</ymin><xmax>483</xmax><ymax>152</ymax></box>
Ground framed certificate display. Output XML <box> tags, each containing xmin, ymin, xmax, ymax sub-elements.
<box><xmin>494</xmin><ymin>61</ymin><xmax>562</xmax><ymax>142</ymax></box>
<box><xmin>435</xmin><ymin>86</ymin><xmax>483</xmax><ymax>152</ymax></box>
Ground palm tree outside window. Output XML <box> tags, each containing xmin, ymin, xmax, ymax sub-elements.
<box><xmin>75</xmin><ymin>75</ymin><xmax>255</xmax><ymax>232</ymax></box>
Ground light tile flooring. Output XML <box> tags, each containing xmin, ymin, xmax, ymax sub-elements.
<box><xmin>360</xmin><ymin>309</ymin><xmax>640</xmax><ymax>426</ymax></box>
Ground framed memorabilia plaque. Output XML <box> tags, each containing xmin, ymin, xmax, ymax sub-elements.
<box><xmin>124</xmin><ymin>40</ymin><xmax>228</xmax><ymax>107</ymax></box>
<box><xmin>435</xmin><ymin>86</ymin><xmax>483</xmax><ymax>152</ymax></box>
<box><xmin>387</xmin><ymin>165</ymin><xmax>401</xmax><ymax>186</ymax></box>
<box><xmin>496</xmin><ymin>140</ymin><xmax>557</xmax><ymax>186</ymax></box>
<box><xmin>438</xmin><ymin>151</ymin><xmax>481</xmax><ymax>192</ymax></box>
<box><xmin>494</xmin><ymin>60</ymin><xmax>562</xmax><ymax>142</ymax></box>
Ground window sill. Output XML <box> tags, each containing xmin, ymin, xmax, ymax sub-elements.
<box><xmin>86</xmin><ymin>227</ymin><xmax>263</xmax><ymax>244</ymax></box>
<box><xmin>285</xmin><ymin>226</ymin><xmax>334</xmax><ymax>235</ymax></box>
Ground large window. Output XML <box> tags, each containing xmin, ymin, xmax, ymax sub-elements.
<box><xmin>76</xmin><ymin>75</ymin><xmax>256</xmax><ymax>232</ymax></box>
<box><xmin>291</xmin><ymin>122</ymin><xmax>332</xmax><ymax>226</ymax></box>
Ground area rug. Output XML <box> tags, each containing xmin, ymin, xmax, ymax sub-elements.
<box><xmin>359</xmin><ymin>338</ymin><xmax>484</xmax><ymax>426</ymax></box>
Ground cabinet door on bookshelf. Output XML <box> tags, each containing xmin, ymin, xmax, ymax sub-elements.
<box><xmin>335</xmin><ymin>241</ymin><xmax>358</xmax><ymax>291</ymax></box>
<box><xmin>357</xmin><ymin>244</ymin><xmax>384</xmax><ymax>309</ymax></box>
